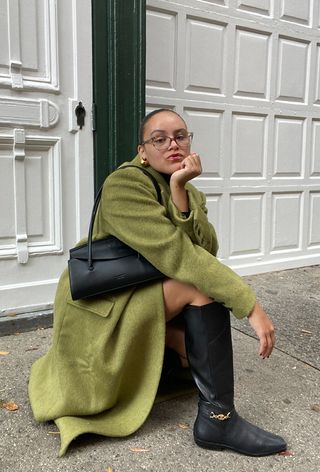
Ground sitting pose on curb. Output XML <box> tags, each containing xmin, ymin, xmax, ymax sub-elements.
<box><xmin>29</xmin><ymin>109</ymin><xmax>287</xmax><ymax>457</ymax></box>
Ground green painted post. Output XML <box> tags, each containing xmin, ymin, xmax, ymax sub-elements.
<box><xmin>92</xmin><ymin>0</ymin><xmax>146</xmax><ymax>192</ymax></box>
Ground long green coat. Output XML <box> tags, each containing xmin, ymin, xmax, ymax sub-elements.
<box><xmin>28</xmin><ymin>155</ymin><xmax>256</xmax><ymax>456</ymax></box>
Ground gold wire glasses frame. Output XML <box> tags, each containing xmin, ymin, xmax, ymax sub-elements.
<box><xmin>141</xmin><ymin>132</ymin><xmax>194</xmax><ymax>151</ymax></box>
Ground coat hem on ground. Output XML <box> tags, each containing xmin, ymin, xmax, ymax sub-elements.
<box><xmin>28</xmin><ymin>271</ymin><xmax>166</xmax><ymax>457</ymax></box>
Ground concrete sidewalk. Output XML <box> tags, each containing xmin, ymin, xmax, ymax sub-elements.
<box><xmin>1</xmin><ymin>266</ymin><xmax>320</xmax><ymax>472</ymax></box>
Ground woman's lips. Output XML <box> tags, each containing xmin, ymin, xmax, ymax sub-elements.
<box><xmin>168</xmin><ymin>154</ymin><xmax>183</xmax><ymax>161</ymax></box>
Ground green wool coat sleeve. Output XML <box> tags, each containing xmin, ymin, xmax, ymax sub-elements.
<box><xmin>166</xmin><ymin>184</ymin><xmax>218</xmax><ymax>254</ymax></box>
<box><xmin>98</xmin><ymin>165</ymin><xmax>256</xmax><ymax>319</ymax></box>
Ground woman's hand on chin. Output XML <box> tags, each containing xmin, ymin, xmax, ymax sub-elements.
<box><xmin>170</xmin><ymin>153</ymin><xmax>202</xmax><ymax>187</ymax></box>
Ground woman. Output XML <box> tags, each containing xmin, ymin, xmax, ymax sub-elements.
<box><xmin>29</xmin><ymin>109</ymin><xmax>286</xmax><ymax>457</ymax></box>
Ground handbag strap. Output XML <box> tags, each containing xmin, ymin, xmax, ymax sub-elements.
<box><xmin>87</xmin><ymin>165</ymin><xmax>162</xmax><ymax>269</ymax></box>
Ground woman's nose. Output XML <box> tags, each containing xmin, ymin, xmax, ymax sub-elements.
<box><xmin>169</xmin><ymin>137</ymin><xmax>179</xmax><ymax>149</ymax></box>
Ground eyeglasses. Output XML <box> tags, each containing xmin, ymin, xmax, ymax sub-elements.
<box><xmin>141</xmin><ymin>132</ymin><xmax>193</xmax><ymax>151</ymax></box>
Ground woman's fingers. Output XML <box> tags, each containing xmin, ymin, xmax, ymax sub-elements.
<box><xmin>182</xmin><ymin>153</ymin><xmax>202</xmax><ymax>177</ymax></box>
<box><xmin>248</xmin><ymin>302</ymin><xmax>276</xmax><ymax>359</ymax></box>
<box><xmin>172</xmin><ymin>153</ymin><xmax>202</xmax><ymax>185</ymax></box>
<box><xmin>259</xmin><ymin>332</ymin><xmax>274</xmax><ymax>358</ymax></box>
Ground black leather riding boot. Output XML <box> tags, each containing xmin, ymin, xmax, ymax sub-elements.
<box><xmin>183</xmin><ymin>301</ymin><xmax>287</xmax><ymax>456</ymax></box>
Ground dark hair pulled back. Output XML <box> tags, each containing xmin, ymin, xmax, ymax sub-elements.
<box><xmin>139</xmin><ymin>109</ymin><xmax>186</xmax><ymax>144</ymax></box>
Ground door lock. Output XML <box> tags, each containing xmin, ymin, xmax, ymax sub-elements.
<box><xmin>75</xmin><ymin>101</ymin><xmax>86</xmax><ymax>129</ymax></box>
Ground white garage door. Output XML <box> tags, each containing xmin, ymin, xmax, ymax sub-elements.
<box><xmin>0</xmin><ymin>0</ymin><xmax>94</xmax><ymax>316</ymax></box>
<box><xmin>146</xmin><ymin>0</ymin><xmax>320</xmax><ymax>275</ymax></box>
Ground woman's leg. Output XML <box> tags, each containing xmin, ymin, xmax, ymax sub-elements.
<box><xmin>165</xmin><ymin>316</ymin><xmax>189</xmax><ymax>367</ymax></box>
<box><xmin>162</xmin><ymin>279</ymin><xmax>213</xmax><ymax>321</ymax></box>
<box><xmin>162</xmin><ymin>279</ymin><xmax>213</xmax><ymax>367</ymax></box>
<box><xmin>162</xmin><ymin>279</ymin><xmax>286</xmax><ymax>456</ymax></box>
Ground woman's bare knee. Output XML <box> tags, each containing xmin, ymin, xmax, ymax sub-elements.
<box><xmin>162</xmin><ymin>279</ymin><xmax>213</xmax><ymax>321</ymax></box>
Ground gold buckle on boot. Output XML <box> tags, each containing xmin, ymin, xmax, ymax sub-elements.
<box><xmin>210</xmin><ymin>411</ymin><xmax>231</xmax><ymax>421</ymax></box>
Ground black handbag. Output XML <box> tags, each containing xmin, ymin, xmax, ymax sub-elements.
<box><xmin>68</xmin><ymin>166</ymin><xmax>165</xmax><ymax>300</ymax></box>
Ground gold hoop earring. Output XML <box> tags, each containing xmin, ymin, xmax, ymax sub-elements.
<box><xmin>140</xmin><ymin>157</ymin><xmax>149</xmax><ymax>167</ymax></box>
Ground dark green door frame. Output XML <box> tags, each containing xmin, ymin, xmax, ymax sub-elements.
<box><xmin>92</xmin><ymin>0</ymin><xmax>146</xmax><ymax>193</ymax></box>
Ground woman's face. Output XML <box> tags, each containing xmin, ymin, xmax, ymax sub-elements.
<box><xmin>138</xmin><ymin>112</ymin><xmax>191</xmax><ymax>175</ymax></box>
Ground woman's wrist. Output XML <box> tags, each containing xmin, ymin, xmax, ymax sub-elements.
<box><xmin>170</xmin><ymin>181</ymin><xmax>189</xmax><ymax>212</ymax></box>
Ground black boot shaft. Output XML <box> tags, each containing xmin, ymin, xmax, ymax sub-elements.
<box><xmin>183</xmin><ymin>302</ymin><xmax>234</xmax><ymax>409</ymax></box>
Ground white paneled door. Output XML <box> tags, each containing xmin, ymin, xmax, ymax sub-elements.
<box><xmin>146</xmin><ymin>0</ymin><xmax>320</xmax><ymax>275</ymax></box>
<box><xmin>0</xmin><ymin>0</ymin><xmax>93</xmax><ymax>315</ymax></box>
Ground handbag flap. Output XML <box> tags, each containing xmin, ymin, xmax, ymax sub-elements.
<box><xmin>69</xmin><ymin>236</ymin><xmax>137</xmax><ymax>261</ymax></box>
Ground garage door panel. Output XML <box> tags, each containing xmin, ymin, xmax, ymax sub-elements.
<box><xmin>273</xmin><ymin>117</ymin><xmax>305</xmax><ymax>177</ymax></box>
<box><xmin>311</xmin><ymin>120</ymin><xmax>320</xmax><ymax>176</ymax></box>
<box><xmin>230</xmin><ymin>193</ymin><xmax>264</xmax><ymax>256</ymax></box>
<box><xmin>237</xmin><ymin>0</ymin><xmax>272</xmax><ymax>17</ymax></box>
<box><xmin>276</xmin><ymin>36</ymin><xmax>310</xmax><ymax>103</ymax></box>
<box><xmin>309</xmin><ymin>192</ymin><xmax>320</xmax><ymax>247</ymax></box>
<box><xmin>280</xmin><ymin>0</ymin><xmax>312</xmax><ymax>26</ymax></box>
<box><xmin>315</xmin><ymin>45</ymin><xmax>320</xmax><ymax>104</ymax></box>
<box><xmin>203</xmin><ymin>0</ymin><xmax>227</xmax><ymax>7</ymax></box>
<box><xmin>0</xmin><ymin>132</ymin><xmax>61</xmax><ymax>261</ymax></box>
<box><xmin>271</xmin><ymin>192</ymin><xmax>303</xmax><ymax>251</ymax></box>
<box><xmin>234</xmin><ymin>28</ymin><xmax>271</xmax><ymax>99</ymax></box>
<box><xmin>0</xmin><ymin>153</ymin><xmax>14</xmax><ymax>241</ymax></box>
<box><xmin>231</xmin><ymin>113</ymin><xmax>267</xmax><ymax>178</ymax></box>
<box><xmin>185</xmin><ymin>17</ymin><xmax>226</xmax><ymax>94</ymax></box>
<box><xmin>24</xmin><ymin>154</ymin><xmax>47</xmax><ymax>239</ymax></box>
<box><xmin>0</xmin><ymin>0</ymin><xmax>58</xmax><ymax>90</ymax></box>
<box><xmin>146</xmin><ymin>8</ymin><xmax>177</xmax><ymax>89</ymax></box>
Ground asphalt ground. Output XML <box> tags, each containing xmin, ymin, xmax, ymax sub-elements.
<box><xmin>0</xmin><ymin>265</ymin><xmax>319</xmax><ymax>471</ymax></box>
